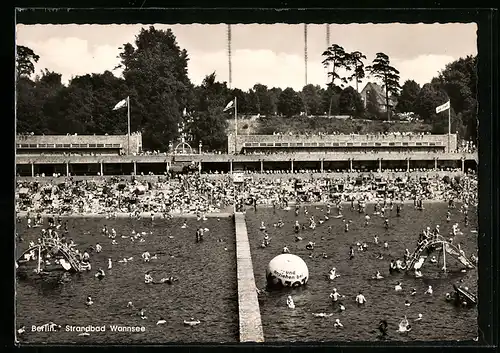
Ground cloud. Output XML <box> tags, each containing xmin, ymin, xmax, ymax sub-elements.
<box><xmin>21</xmin><ymin>37</ymin><xmax>461</xmax><ymax>92</ymax></box>
<box><xmin>23</xmin><ymin>37</ymin><xmax>121</xmax><ymax>84</ymax></box>
<box><xmin>188</xmin><ymin>49</ymin><xmax>458</xmax><ymax>91</ymax></box>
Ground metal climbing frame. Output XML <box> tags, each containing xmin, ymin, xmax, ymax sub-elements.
<box><xmin>405</xmin><ymin>234</ymin><xmax>475</xmax><ymax>272</ymax></box>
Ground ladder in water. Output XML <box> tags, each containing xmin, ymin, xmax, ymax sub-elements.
<box><xmin>41</xmin><ymin>237</ymin><xmax>84</xmax><ymax>272</ymax></box>
<box><xmin>406</xmin><ymin>237</ymin><xmax>475</xmax><ymax>271</ymax></box>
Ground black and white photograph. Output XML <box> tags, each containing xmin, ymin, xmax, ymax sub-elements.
<box><xmin>14</xmin><ymin>16</ymin><xmax>481</xmax><ymax>344</ymax></box>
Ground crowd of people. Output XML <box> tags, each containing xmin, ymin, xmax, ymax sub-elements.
<box><xmin>15</xmin><ymin>171</ymin><xmax>478</xmax><ymax>217</ymax></box>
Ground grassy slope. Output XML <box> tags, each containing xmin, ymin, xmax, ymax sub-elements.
<box><xmin>228</xmin><ymin>116</ymin><xmax>432</xmax><ymax>136</ymax></box>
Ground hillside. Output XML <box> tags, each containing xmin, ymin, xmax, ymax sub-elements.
<box><xmin>227</xmin><ymin>116</ymin><xmax>433</xmax><ymax>136</ymax></box>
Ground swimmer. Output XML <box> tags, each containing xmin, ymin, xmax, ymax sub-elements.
<box><xmin>338</xmin><ymin>302</ymin><xmax>346</xmax><ymax>312</ymax></box>
<box><xmin>372</xmin><ymin>271</ymin><xmax>384</xmax><ymax>280</ymax></box>
<box><xmin>259</xmin><ymin>222</ymin><xmax>266</xmax><ymax>231</ymax></box>
<box><xmin>384</xmin><ymin>241</ymin><xmax>389</xmax><ymax>249</ymax></box>
<box><xmin>349</xmin><ymin>246</ymin><xmax>354</xmax><ymax>260</ymax></box>
<box><xmin>404</xmin><ymin>300</ymin><xmax>411</xmax><ymax>307</ymax></box>
<box><xmin>355</xmin><ymin>292</ymin><xmax>366</xmax><ymax>306</ymax></box>
<box><xmin>156</xmin><ymin>319</ymin><xmax>166</xmax><ymax>325</ymax></box>
<box><xmin>181</xmin><ymin>222</ymin><xmax>187</xmax><ymax>229</ymax></box>
<box><xmin>312</xmin><ymin>313</ymin><xmax>333</xmax><ymax>318</ymax></box>
<box><xmin>445</xmin><ymin>292</ymin><xmax>453</xmax><ymax>302</ymax></box>
<box><xmin>144</xmin><ymin>272</ymin><xmax>153</xmax><ymax>284</ymax></box>
<box><xmin>395</xmin><ymin>282</ymin><xmax>403</xmax><ymax>292</ymax></box>
<box><xmin>17</xmin><ymin>325</ymin><xmax>26</xmax><ymax>335</ymax></box>
<box><xmin>282</xmin><ymin>246</ymin><xmax>290</xmax><ymax>254</ymax></box>
<box><xmin>305</xmin><ymin>242</ymin><xmax>315</xmax><ymax>250</ymax></box>
<box><xmin>330</xmin><ymin>288</ymin><xmax>343</xmax><ymax>302</ymax></box>
<box><xmin>86</xmin><ymin>296</ymin><xmax>93</xmax><ymax>306</ymax></box>
<box><xmin>425</xmin><ymin>285</ymin><xmax>433</xmax><ymax>295</ymax></box>
<box><xmin>378</xmin><ymin>320</ymin><xmax>388</xmax><ymax>337</ymax></box>
<box><xmin>127</xmin><ymin>301</ymin><xmax>135</xmax><ymax>308</ymax></box>
<box><xmin>398</xmin><ymin>316</ymin><xmax>411</xmax><ymax>333</ymax></box>
<box><xmin>94</xmin><ymin>268</ymin><xmax>105</xmax><ymax>280</ymax></box>
<box><xmin>334</xmin><ymin>318</ymin><xmax>343</xmax><ymax>328</ymax></box>
<box><xmin>414</xmin><ymin>313</ymin><xmax>423</xmax><ymax>321</ymax></box>
<box><xmin>414</xmin><ymin>269</ymin><xmax>423</xmax><ymax>278</ymax></box>
<box><xmin>139</xmin><ymin>309</ymin><xmax>147</xmax><ymax>320</ymax></box>
<box><xmin>328</xmin><ymin>268</ymin><xmax>340</xmax><ymax>280</ymax></box>
<box><xmin>142</xmin><ymin>251</ymin><xmax>151</xmax><ymax>262</ymax></box>
<box><xmin>410</xmin><ymin>288</ymin><xmax>417</xmax><ymax>296</ymax></box>
<box><xmin>95</xmin><ymin>243</ymin><xmax>102</xmax><ymax>253</ymax></box>
<box><xmin>286</xmin><ymin>295</ymin><xmax>295</xmax><ymax>309</ymax></box>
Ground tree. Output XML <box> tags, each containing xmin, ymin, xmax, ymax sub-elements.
<box><xmin>433</xmin><ymin>55</ymin><xmax>477</xmax><ymax>141</ymax></box>
<box><xmin>188</xmin><ymin>73</ymin><xmax>229</xmax><ymax>151</ymax></box>
<box><xmin>345</xmin><ymin>51</ymin><xmax>367</xmax><ymax>93</ymax></box>
<box><xmin>339</xmin><ymin>86</ymin><xmax>364</xmax><ymax>116</ymax></box>
<box><xmin>396</xmin><ymin>80</ymin><xmax>421</xmax><ymax>113</ymax></box>
<box><xmin>413</xmin><ymin>83</ymin><xmax>451</xmax><ymax>124</ymax></box>
<box><xmin>321</xmin><ymin>85</ymin><xmax>342</xmax><ymax>115</ymax></box>
<box><xmin>366</xmin><ymin>52</ymin><xmax>401</xmax><ymax>121</ymax></box>
<box><xmin>117</xmin><ymin>26</ymin><xmax>192</xmax><ymax>151</ymax></box>
<box><xmin>365</xmin><ymin>88</ymin><xmax>381</xmax><ymax>119</ymax></box>
<box><xmin>277</xmin><ymin>88</ymin><xmax>303</xmax><ymax>117</ymax></box>
<box><xmin>253</xmin><ymin>84</ymin><xmax>273</xmax><ymax>115</ymax></box>
<box><xmin>302</xmin><ymin>84</ymin><xmax>323</xmax><ymax>116</ymax></box>
<box><xmin>16</xmin><ymin>45</ymin><xmax>40</xmax><ymax>78</ymax></box>
<box><xmin>322</xmin><ymin>44</ymin><xmax>350</xmax><ymax>117</ymax></box>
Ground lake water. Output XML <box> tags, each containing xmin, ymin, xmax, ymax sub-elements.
<box><xmin>16</xmin><ymin>216</ymin><xmax>238</xmax><ymax>344</ymax></box>
<box><xmin>246</xmin><ymin>202</ymin><xmax>478</xmax><ymax>342</ymax></box>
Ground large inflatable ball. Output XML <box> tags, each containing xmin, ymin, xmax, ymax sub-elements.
<box><xmin>266</xmin><ymin>254</ymin><xmax>309</xmax><ymax>288</ymax></box>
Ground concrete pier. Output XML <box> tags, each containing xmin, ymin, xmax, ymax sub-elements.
<box><xmin>234</xmin><ymin>212</ymin><xmax>264</xmax><ymax>343</ymax></box>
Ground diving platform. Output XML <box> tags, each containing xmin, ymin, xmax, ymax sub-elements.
<box><xmin>234</xmin><ymin>212</ymin><xmax>264</xmax><ymax>343</ymax></box>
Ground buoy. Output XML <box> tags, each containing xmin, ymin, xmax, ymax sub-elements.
<box><xmin>266</xmin><ymin>254</ymin><xmax>309</xmax><ymax>288</ymax></box>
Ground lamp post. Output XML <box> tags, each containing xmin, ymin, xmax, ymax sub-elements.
<box><xmin>199</xmin><ymin>141</ymin><xmax>202</xmax><ymax>154</ymax></box>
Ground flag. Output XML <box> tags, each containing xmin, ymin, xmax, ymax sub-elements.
<box><xmin>223</xmin><ymin>99</ymin><xmax>235</xmax><ymax>112</ymax></box>
<box><xmin>113</xmin><ymin>98</ymin><xmax>128</xmax><ymax>111</ymax></box>
<box><xmin>435</xmin><ymin>101</ymin><xmax>450</xmax><ymax>114</ymax></box>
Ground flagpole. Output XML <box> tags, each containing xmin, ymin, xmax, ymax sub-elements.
<box><xmin>127</xmin><ymin>96</ymin><xmax>131</xmax><ymax>155</ymax></box>
<box><xmin>234</xmin><ymin>96</ymin><xmax>238</xmax><ymax>154</ymax></box>
<box><xmin>447</xmin><ymin>104</ymin><xmax>451</xmax><ymax>153</ymax></box>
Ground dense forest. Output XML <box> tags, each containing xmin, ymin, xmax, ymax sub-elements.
<box><xmin>16</xmin><ymin>26</ymin><xmax>478</xmax><ymax>152</ymax></box>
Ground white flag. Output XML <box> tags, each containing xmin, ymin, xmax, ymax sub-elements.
<box><xmin>435</xmin><ymin>100</ymin><xmax>450</xmax><ymax>114</ymax></box>
<box><xmin>113</xmin><ymin>98</ymin><xmax>128</xmax><ymax>111</ymax></box>
<box><xmin>223</xmin><ymin>99</ymin><xmax>235</xmax><ymax>112</ymax></box>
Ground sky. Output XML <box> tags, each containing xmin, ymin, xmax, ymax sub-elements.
<box><xmin>16</xmin><ymin>23</ymin><xmax>477</xmax><ymax>92</ymax></box>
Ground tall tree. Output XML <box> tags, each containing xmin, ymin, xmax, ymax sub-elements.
<box><xmin>433</xmin><ymin>55</ymin><xmax>477</xmax><ymax>141</ymax></box>
<box><xmin>16</xmin><ymin>45</ymin><xmax>40</xmax><ymax>78</ymax></box>
<box><xmin>322</xmin><ymin>44</ymin><xmax>350</xmax><ymax>117</ymax></box>
<box><xmin>302</xmin><ymin>84</ymin><xmax>323</xmax><ymax>116</ymax></box>
<box><xmin>253</xmin><ymin>84</ymin><xmax>273</xmax><ymax>115</ymax></box>
<box><xmin>277</xmin><ymin>88</ymin><xmax>303</xmax><ymax>117</ymax></box>
<box><xmin>188</xmin><ymin>73</ymin><xmax>230</xmax><ymax>151</ymax></box>
<box><xmin>366</xmin><ymin>52</ymin><xmax>401</xmax><ymax>121</ymax></box>
<box><xmin>117</xmin><ymin>26</ymin><xmax>192</xmax><ymax>151</ymax></box>
<box><xmin>413</xmin><ymin>83</ymin><xmax>451</xmax><ymax>124</ymax></box>
<box><xmin>365</xmin><ymin>88</ymin><xmax>381</xmax><ymax>119</ymax></box>
<box><xmin>396</xmin><ymin>80</ymin><xmax>421</xmax><ymax>113</ymax></box>
<box><xmin>338</xmin><ymin>86</ymin><xmax>365</xmax><ymax>116</ymax></box>
<box><xmin>345</xmin><ymin>51</ymin><xmax>367</xmax><ymax>93</ymax></box>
